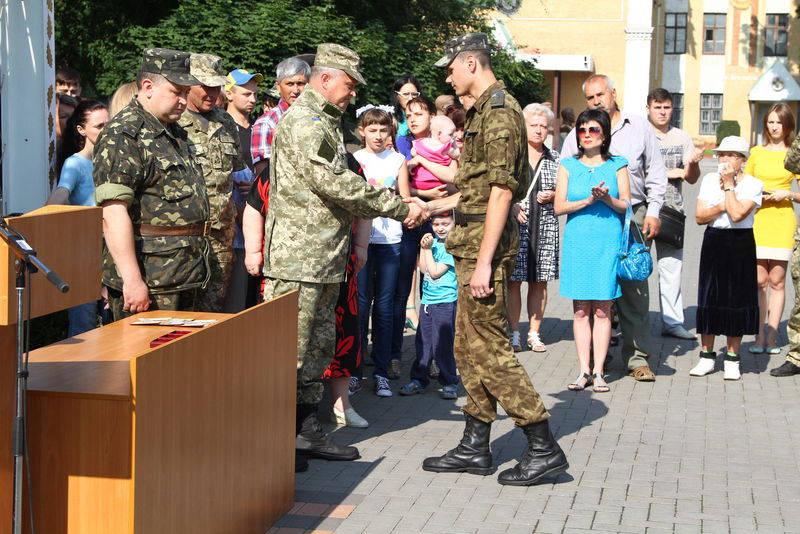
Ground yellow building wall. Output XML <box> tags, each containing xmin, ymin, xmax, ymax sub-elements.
<box><xmin>495</xmin><ymin>0</ymin><xmax>799</xmax><ymax>143</ymax></box>
<box><xmin>651</xmin><ymin>0</ymin><xmax>799</xmax><ymax>142</ymax></box>
<box><xmin>493</xmin><ymin>0</ymin><xmax>631</xmax><ymax>108</ymax></box>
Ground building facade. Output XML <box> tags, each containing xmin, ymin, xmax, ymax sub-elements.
<box><xmin>493</xmin><ymin>0</ymin><xmax>800</xmax><ymax>144</ymax></box>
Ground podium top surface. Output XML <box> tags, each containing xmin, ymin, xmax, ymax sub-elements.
<box><xmin>28</xmin><ymin>311</ymin><xmax>230</xmax><ymax>398</ymax></box>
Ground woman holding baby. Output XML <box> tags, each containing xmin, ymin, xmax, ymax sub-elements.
<box><xmin>390</xmin><ymin>95</ymin><xmax>459</xmax><ymax>382</ymax></box>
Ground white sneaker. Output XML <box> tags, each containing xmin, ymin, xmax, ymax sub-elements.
<box><xmin>689</xmin><ymin>356</ymin><xmax>716</xmax><ymax>376</ymax></box>
<box><xmin>333</xmin><ymin>407</ymin><xmax>369</xmax><ymax>428</ymax></box>
<box><xmin>374</xmin><ymin>375</ymin><xmax>392</xmax><ymax>397</ymax></box>
<box><xmin>724</xmin><ymin>359</ymin><xmax>741</xmax><ymax>381</ymax></box>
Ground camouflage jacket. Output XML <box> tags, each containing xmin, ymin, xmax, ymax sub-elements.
<box><xmin>785</xmin><ymin>132</ymin><xmax>800</xmax><ymax>175</ymax></box>
<box><xmin>447</xmin><ymin>80</ymin><xmax>528</xmax><ymax>260</ymax></box>
<box><xmin>178</xmin><ymin>108</ymin><xmax>244</xmax><ymax>231</ymax></box>
<box><xmin>93</xmin><ymin>98</ymin><xmax>210</xmax><ymax>293</ymax></box>
<box><xmin>264</xmin><ymin>85</ymin><xmax>410</xmax><ymax>283</ymax></box>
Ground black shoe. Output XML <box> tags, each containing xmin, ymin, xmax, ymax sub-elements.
<box><xmin>295</xmin><ymin>450</ymin><xmax>309</xmax><ymax>472</ymax></box>
<box><xmin>497</xmin><ymin>420</ymin><xmax>569</xmax><ymax>486</ymax></box>
<box><xmin>422</xmin><ymin>413</ymin><xmax>494</xmax><ymax>475</ymax></box>
<box><xmin>296</xmin><ymin>411</ymin><xmax>360</xmax><ymax>461</ymax></box>
<box><xmin>770</xmin><ymin>361</ymin><xmax>800</xmax><ymax>377</ymax></box>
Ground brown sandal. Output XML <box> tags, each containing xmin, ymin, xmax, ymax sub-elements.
<box><xmin>628</xmin><ymin>365</ymin><xmax>655</xmax><ymax>382</ymax></box>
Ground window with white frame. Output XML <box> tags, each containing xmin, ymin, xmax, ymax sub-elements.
<box><xmin>700</xmin><ymin>94</ymin><xmax>723</xmax><ymax>135</ymax></box>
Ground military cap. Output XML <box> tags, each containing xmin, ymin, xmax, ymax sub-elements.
<box><xmin>190</xmin><ymin>53</ymin><xmax>229</xmax><ymax>87</ymax></box>
<box><xmin>434</xmin><ymin>33</ymin><xmax>492</xmax><ymax>68</ymax></box>
<box><xmin>314</xmin><ymin>43</ymin><xmax>366</xmax><ymax>85</ymax></box>
<box><xmin>140</xmin><ymin>48</ymin><xmax>200</xmax><ymax>86</ymax></box>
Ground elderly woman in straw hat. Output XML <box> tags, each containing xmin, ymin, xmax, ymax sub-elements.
<box><xmin>691</xmin><ymin>136</ymin><xmax>763</xmax><ymax>381</ymax></box>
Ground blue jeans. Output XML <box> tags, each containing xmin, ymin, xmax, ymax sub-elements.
<box><xmin>391</xmin><ymin>224</ymin><xmax>431</xmax><ymax>360</ymax></box>
<box><xmin>68</xmin><ymin>301</ymin><xmax>98</xmax><ymax>337</ymax></box>
<box><xmin>412</xmin><ymin>302</ymin><xmax>459</xmax><ymax>387</ymax></box>
<box><xmin>358</xmin><ymin>243</ymin><xmax>401</xmax><ymax>379</ymax></box>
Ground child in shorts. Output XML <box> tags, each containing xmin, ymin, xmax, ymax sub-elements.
<box><xmin>399</xmin><ymin>213</ymin><xmax>459</xmax><ymax>399</ymax></box>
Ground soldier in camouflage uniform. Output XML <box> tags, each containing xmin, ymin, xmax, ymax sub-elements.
<box><xmin>262</xmin><ymin>43</ymin><xmax>426</xmax><ymax>468</ymax></box>
<box><xmin>771</xmin><ymin>134</ymin><xmax>800</xmax><ymax>376</ymax></box>
<box><xmin>94</xmin><ymin>48</ymin><xmax>209</xmax><ymax>321</ymax></box>
<box><xmin>179</xmin><ymin>53</ymin><xmax>245</xmax><ymax>312</ymax></box>
<box><xmin>421</xmin><ymin>34</ymin><xmax>568</xmax><ymax>486</ymax></box>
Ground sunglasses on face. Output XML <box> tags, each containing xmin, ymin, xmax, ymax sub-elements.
<box><xmin>396</xmin><ymin>91</ymin><xmax>421</xmax><ymax>98</ymax></box>
<box><xmin>577</xmin><ymin>126</ymin><xmax>602</xmax><ymax>136</ymax></box>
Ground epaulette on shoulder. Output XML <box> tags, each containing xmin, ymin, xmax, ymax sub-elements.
<box><xmin>120</xmin><ymin>115</ymin><xmax>145</xmax><ymax>138</ymax></box>
<box><xmin>490</xmin><ymin>90</ymin><xmax>505</xmax><ymax>109</ymax></box>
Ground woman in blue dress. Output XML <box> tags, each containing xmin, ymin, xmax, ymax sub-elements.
<box><xmin>555</xmin><ymin>109</ymin><xmax>631</xmax><ymax>393</ymax></box>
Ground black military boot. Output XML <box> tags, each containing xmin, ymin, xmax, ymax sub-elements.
<box><xmin>422</xmin><ymin>413</ymin><xmax>493</xmax><ymax>475</ymax></box>
<box><xmin>296</xmin><ymin>404</ymin><xmax>360</xmax><ymax>461</ymax></box>
<box><xmin>497</xmin><ymin>419</ymin><xmax>568</xmax><ymax>486</ymax></box>
<box><xmin>294</xmin><ymin>404</ymin><xmax>313</xmax><ymax>472</ymax></box>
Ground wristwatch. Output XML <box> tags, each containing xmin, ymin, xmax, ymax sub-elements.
<box><xmin>723</xmin><ymin>186</ymin><xmax>735</xmax><ymax>192</ymax></box>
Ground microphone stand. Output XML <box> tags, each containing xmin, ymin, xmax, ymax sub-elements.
<box><xmin>0</xmin><ymin>218</ymin><xmax>69</xmax><ymax>534</ymax></box>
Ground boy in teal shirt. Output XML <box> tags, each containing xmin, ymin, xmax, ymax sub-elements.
<box><xmin>400</xmin><ymin>213</ymin><xmax>460</xmax><ymax>399</ymax></box>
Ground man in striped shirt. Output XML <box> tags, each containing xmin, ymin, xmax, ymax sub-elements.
<box><xmin>250</xmin><ymin>57</ymin><xmax>310</xmax><ymax>178</ymax></box>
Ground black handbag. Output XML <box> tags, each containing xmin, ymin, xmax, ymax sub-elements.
<box><xmin>655</xmin><ymin>204</ymin><xmax>686</xmax><ymax>249</ymax></box>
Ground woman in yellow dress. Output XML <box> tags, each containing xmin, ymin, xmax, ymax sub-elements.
<box><xmin>748</xmin><ymin>103</ymin><xmax>797</xmax><ymax>353</ymax></box>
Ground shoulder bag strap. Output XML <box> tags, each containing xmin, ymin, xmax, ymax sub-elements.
<box><xmin>620</xmin><ymin>200</ymin><xmax>633</xmax><ymax>253</ymax></box>
<box><xmin>524</xmin><ymin>156</ymin><xmax>546</xmax><ymax>202</ymax></box>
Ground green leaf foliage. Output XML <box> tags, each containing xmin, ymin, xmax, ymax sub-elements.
<box><xmin>56</xmin><ymin>0</ymin><xmax>547</xmax><ymax>108</ymax></box>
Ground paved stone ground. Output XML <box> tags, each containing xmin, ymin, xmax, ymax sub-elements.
<box><xmin>271</xmin><ymin>159</ymin><xmax>800</xmax><ymax>533</ymax></box>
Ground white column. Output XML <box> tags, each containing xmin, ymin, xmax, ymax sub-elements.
<box><xmin>0</xmin><ymin>0</ymin><xmax>55</xmax><ymax>215</ymax></box>
<box><xmin>622</xmin><ymin>1</ymin><xmax>654</xmax><ymax>115</ymax></box>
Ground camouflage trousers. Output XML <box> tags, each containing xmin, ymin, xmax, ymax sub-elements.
<box><xmin>107</xmin><ymin>287</ymin><xmax>200</xmax><ymax>322</ymax></box>
<box><xmin>195</xmin><ymin>227</ymin><xmax>235</xmax><ymax>313</ymax></box>
<box><xmin>453</xmin><ymin>256</ymin><xmax>549</xmax><ymax>426</ymax></box>
<box><xmin>785</xmin><ymin>239</ymin><xmax>800</xmax><ymax>367</ymax></box>
<box><xmin>262</xmin><ymin>277</ymin><xmax>339</xmax><ymax>404</ymax></box>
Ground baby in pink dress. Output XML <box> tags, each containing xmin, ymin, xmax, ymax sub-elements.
<box><xmin>411</xmin><ymin>115</ymin><xmax>460</xmax><ymax>192</ymax></box>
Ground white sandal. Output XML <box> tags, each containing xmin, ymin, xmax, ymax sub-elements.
<box><xmin>528</xmin><ymin>331</ymin><xmax>547</xmax><ymax>352</ymax></box>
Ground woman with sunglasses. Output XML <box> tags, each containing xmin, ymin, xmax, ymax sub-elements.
<box><xmin>390</xmin><ymin>75</ymin><xmax>423</xmax><ymax>139</ymax></box>
<box><xmin>555</xmin><ymin>109</ymin><xmax>631</xmax><ymax>393</ymax></box>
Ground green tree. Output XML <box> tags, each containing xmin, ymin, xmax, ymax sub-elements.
<box><xmin>56</xmin><ymin>0</ymin><xmax>547</xmax><ymax>107</ymax></box>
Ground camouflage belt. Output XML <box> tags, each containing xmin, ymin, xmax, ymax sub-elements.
<box><xmin>453</xmin><ymin>209</ymin><xmax>486</xmax><ymax>227</ymax></box>
<box><xmin>133</xmin><ymin>221</ymin><xmax>211</xmax><ymax>237</ymax></box>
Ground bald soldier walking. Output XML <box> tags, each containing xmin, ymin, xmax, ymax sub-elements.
<box><xmin>262</xmin><ymin>43</ymin><xmax>426</xmax><ymax>471</ymax></box>
<box><xmin>423</xmin><ymin>34</ymin><xmax>568</xmax><ymax>486</ymax></box>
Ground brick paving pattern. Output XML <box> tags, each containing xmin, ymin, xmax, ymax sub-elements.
<box><xmin>276</xmin><ymin>161</ymin><xmax>800</xmax><ymax>533</ymax></box>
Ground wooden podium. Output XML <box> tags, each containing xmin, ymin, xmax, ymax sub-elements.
<box><xmin>0</xmin><ymin>205</ymin><xmax>103</xmax><ymax>534</ymax></box>
<box><xmin>25</xmin><ymin>299</ymin><xmax>297</xmax><ymax>534</ymax></box>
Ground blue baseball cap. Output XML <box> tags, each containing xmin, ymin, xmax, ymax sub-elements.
<box><xmin>225</xmin><ymin>69</ymin><xmax>264</xmax><ymax>90</ymax></box>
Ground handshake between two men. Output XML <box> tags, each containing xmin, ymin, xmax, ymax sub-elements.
<box><xmin>401</xmin><ymin>194</ymin><xmax>458</xmax><ymax>229</ymax></box>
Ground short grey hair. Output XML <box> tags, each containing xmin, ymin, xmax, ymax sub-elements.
<box><xmin>522</xmin><ymin>103</ymin><xmax>555</xmax><ymax>125</ymax></box>
<box><xmin>276</xmin><ymin>57</ymin><xmax>311</xmax><ymax>83</ymax></box>
<box><xmin>581</xmin><ymin>74</ymin><xmax>615</xmax><ymax>94</ymax></box>
<box><xmin>310</xmin><ymin>66</ymin><xmax>344</xmax><ymax>82</ymax></box>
